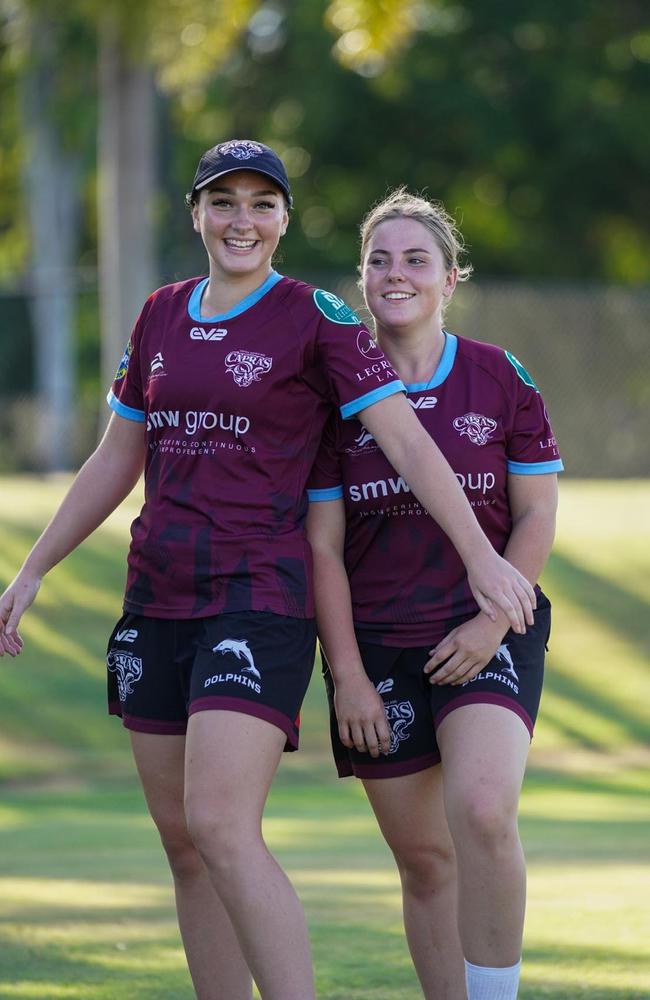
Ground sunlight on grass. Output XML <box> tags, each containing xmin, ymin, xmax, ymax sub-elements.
<box><xmin>526</xmin><ymin>866</ymin><xmax>650</xmax><ymax>991</ymax></box>
<box><xmin>537</xmin><ymin>685</ymin><xmax>629</xmax><ymax>748</ymax></box>
<box><xmin>0</xmin><ymin>878</ymin><xmax>168</xmax><ymax>911</ymax></box>
<box><xmin>554</xmin><ymin>480</ymin><xmax>650</xmax><ymax>602</ymax></box>
<box><xmin>0</xmin><ymin>478</ymin><xmax>648</xmax><ymax>999</ymax></box>
<box><xmin>0</xmin><ymin>475</ymin><xmax>143</xmax><ymax>536</ymax></box>
<box><xmin>10</xmin><ymin>614</ymin><xmax>103</xmax><ymax>678</ymax></box>
<box><xmin>1</xmin><ymin>918</ymin><xmax>181</xmax><ymax>949</ymax></box>
<box><xmin>521</xmin><ymin>784</ymin><xmax>650</xmax><ymax>821</ymax></box>
<box><xmin>0</xmin><ymin>986</ymin><xmax>82</xmax><ymax>998</ymax></box>
<box><xmin>294</xmin><ymin>869</ymin><xmax>400</xmax><ymax>888</ymax></box>
<box><xmin>263</xmin><ymin>813</ymin><xmax>378</xmax><ymax>847</ymax></box>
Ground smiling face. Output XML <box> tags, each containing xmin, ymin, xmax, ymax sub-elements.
<box><xmin>192</xmin><ymin>170</ymin><xmax>289</xmax><ymax>287</ymax></box>
<box><xmin>362</xmin><ymin>217</ymin><xmax>458</xmax><ymax>337</ymax></box>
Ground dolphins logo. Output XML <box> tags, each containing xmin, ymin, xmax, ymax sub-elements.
<box><xmin>495</xmin><ymin>643</ymin><xmax>519</xmax><ymax>682</ymax></box>
<box><xmin>212</xmin><ymin>639</ymin><xmax>262</xmax><ymax>680</ymax></box>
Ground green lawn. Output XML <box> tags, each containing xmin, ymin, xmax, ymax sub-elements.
<box><xmin>0</xmin><ymin>477</ymin><xmax>648</xmax><ymax>999</ymax></box>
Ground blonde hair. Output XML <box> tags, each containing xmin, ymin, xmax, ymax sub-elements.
<box><xmin>359</xmin><ymin>187</ymin><xmax>473</xmax><ymax>283</ymax></box>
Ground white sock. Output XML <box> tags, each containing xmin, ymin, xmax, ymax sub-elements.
<box><xmin>464</xmin><ymin>959</ymin><xmax>522</xmax><ymax>1000</ymax></box>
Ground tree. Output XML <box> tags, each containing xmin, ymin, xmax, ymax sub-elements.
<box><xmin>97</xmin><ymin>0</ymin><xmax>260</xmax><ymax>417</ymax></box>
<box><xmin>4</xmin><ymin>0</ymin><xmax>261</xmax><ymax>464</ymax></box>
<box><xmin>11</xmin><ymin>4</ymin><xmax>93</xmax><ymax>470</ymax></box>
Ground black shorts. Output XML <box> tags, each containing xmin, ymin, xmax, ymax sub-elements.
<box><xmin>107</xmin><ymin>611</ymin><xmax>317</xmax><ymax>750</ymax></box>
<box><xmin>324</xmin><ymin>593</ymin><xmax>551</xmax><ymax>779</ymax></box>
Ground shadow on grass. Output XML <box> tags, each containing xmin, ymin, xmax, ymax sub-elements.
<box><xmin>0</xmin><ymin>521</ymin><xmax>128</xmax><ymax>598</ymax></box>
<box><xmin>545</xmin><ymin>548</ymin><xmax>650</xmax><ymax>656</ymax></box>
<box><xmin>520</xmin><ymin>816</ymin><xmax>650</xmax><ymax>863</ymax></box>
<box><xmin>0</xmin><ymin>935</ymin><xmax>194</xmax><ymax>1000</ymax></box>
<box><xmin>540</xmin><ymin>549</ymin><xmax>650</xmax><ymax>748</ymax></box>
<box><xmin>520</xmin><ymin>986</ymin><xmax>650</xmax><ymax>1000</ymax></box>
<box><xmin>525</xmin><ymin>765</ymin><xmax>650</xmax><ymax>800</ymax></box>
<box><xmin>520</xmin><ymin>940</ymin><xmax>650</xmax><ymax>1000</ymax></box>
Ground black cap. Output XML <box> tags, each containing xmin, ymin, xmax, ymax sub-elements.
<box><xmin>190</xmin><ymin>139</ymin><xmax>292</xmax><ymax>207</ymax></box>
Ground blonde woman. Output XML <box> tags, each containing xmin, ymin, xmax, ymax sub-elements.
<box><xmin>307</xmin><ymin>189</ymin><xmax>563</xmax><ymax>999</ymax></box>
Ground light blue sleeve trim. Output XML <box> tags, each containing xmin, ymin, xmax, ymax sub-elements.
<box><xmin>188</xmin><ymin>270</ymin><xmax>283</xmax><ymax>321</ymax></box>
<box><xmin>107</xmin><ymin>389</ymin><xmax>146</xmax><ymax>423</ymax></box>
<box><xmin>307</xmin><ymin>486</ymin><xmax>344</xmax><ymax>502</ymax></box>
<box><xmin>340</xmin><ymin>380</ymin><xmax>405</xmax><ymax>420</ymax></box>
<box><xmin>507</xmin><ymin>459</ymin><xmax>564</xmax><ymax>475</ymax></box>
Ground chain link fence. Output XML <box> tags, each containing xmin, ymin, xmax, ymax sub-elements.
<box><xmin>1</xmin><ymin>279</ymin><xmax>649</xmax><ymax>477</ymax></box>
<box><xmin>333</xmin><ymin>277</ymin><xmax>650</xmax><ymax>479</ymax></box>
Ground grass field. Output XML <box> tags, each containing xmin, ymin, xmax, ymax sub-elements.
<box><xmin>0</xmin><ymin>477</ymin><xmax>648</xmax><ymax>999</ymax></box>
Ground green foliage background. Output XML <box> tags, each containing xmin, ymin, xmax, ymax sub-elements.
<box><xmin>1</xmin><ymin>0</ymin><xmax>649</xmax><ymax>285</ymax></box>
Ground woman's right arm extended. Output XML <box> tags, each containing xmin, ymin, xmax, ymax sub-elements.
<box><xmin>0</xmin><ymin>413</ymin><xmax>146</xmax><ymax>655</ymax></box>
<box><xmin>306</xmin><ymin>497</ymin><xmax>391</xmax><ymax>758</ymax></box>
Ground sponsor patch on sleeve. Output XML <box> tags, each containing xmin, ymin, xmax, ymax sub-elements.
<box><xmin>114</xmin><ymin>340</ymin><xmax>133</xmax><ymax>381</ymax></box>
<box><xmin>505</xmin><ymin>351</ymin><xmax>538</xmax><ymax>391</ymax></box>
<box><xmin>313</xmin><ymin>288</ymin><xmax>361</xmax><ymax>325</ymax></box>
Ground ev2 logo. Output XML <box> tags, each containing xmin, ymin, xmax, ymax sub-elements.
<box><xmin>115</xmin><ymin>628</ymin><xmax>138</xmax><ymax>643</ymax></box>
<box><xmin>190</xmin><ymin>326</ymin><xmax>228</xmax><ymax>341</ymax></box>
<box><xmin>409</xmin><ymin>396</ymin><xmax>437</xmax><ymax>410</ymax></box>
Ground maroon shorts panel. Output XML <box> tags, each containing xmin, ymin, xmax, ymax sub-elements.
<box><xmin>324</xmin><ymin>594</ymin><xmax>550</xmax><ymax>778</ymax></box>
<box><xmin>107</xmin><ymin>611</ymin><xmax>316</xmax><ymax>750</ymax></box>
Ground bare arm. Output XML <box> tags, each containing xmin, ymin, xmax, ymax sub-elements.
<box><xmin>425</xmin><ymin>472</ymin><xmax>558</xmax><ymax>685</ymax></box>
<box><xmin>359</xmin><ymin>393</ymin><xmax>536</xmax><ymax>632</ymax></box>
<box><xmin>0</xmin><ymin>413</ymin><xmax>146</xmax><ymax>655</ymax></box>
<box><xmin>306</xmin><ymin>499</ymin><xmax>391</xmax><ymax>757</ymax></box>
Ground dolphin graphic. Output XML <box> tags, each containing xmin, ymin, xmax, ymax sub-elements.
<box><xmin>495</xmin><ymin>643</ymin><xmax>519</xmax><ymax>681</ymax></box>
<box><xmin>212</xmin><ymin>639</ymin><xmax>262</xmax><ymax>680</ymax></box>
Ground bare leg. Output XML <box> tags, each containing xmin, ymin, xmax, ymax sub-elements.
<box><xmin>437</xmin><ymin>705</ymin><xmax>531</xmax><ymax>968</ymax></box>
<box><xmin>363</xmin><ymin>768</ymin><xmax>466</xmax><ymax>999</ymax></box>
<box><xmin>130</xmin><ymin>732</ymin><xmax>252</xmax><ymax>1000</ymax></box>
<box><xmin>184</xmin><ymin>711</ymin><xmax>315</xmax><ymax>1000</ymax></box>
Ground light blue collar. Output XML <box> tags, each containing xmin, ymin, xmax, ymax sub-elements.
<box><xmin>404</xmin><ymin>332</ymin><xmax>457</xmax><ymax>392</ymax></box>
<box><xmin>188</xmin><ymin>270</ymin><xmax>283</xmax><ymax>322</ymax></box>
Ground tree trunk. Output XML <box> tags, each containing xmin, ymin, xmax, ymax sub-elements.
<box><xmin>20</xmin><ymin>16</ymin><xmax>81</xmax><ymax>472</ymax></box>
<box><xmin>97</xmin><ymin>17</ymin><xmax>157</xmax><ymax>425</ymax></box>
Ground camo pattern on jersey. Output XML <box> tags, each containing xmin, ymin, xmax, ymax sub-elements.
<box><xmin>107</xmin><ymin>274</ymin><xmax>403</xmax><ymax>620</ymax></box>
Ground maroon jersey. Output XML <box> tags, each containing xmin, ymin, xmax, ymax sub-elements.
<box><xmin>107</xmin><ymin>272</ymin><xmax>403</xmax><ymax>619</ymax></box>
<box><xmin>308</xmin><ymin>332</ymin><xmax>563</xmax><ymax>646</ymax></box>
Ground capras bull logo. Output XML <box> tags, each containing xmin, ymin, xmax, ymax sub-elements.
<box><xmin>453</xmin><ymin>412</ymin><xmax>497</xmax><ymax>447</ymax></box>
<box><xmin>385</xmin><ymin>699</ymin><xmax>415</xmax><ymax>754</ymax></box>
<box><xmin>225</xmin><ymin>351</ymin><xmax>273</xmax><ymax>388</ymax></box>
<box><xmin>107</xmin><ymin>649</ymin><xmax>143</xmax><ymax>702</ymax></box>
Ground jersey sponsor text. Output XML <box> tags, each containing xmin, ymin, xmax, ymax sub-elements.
<box><xmin>348</xmin><ymin>470</ymin><xmax>496</xmax><ymax>503</ymax></box>
<box><xmin>147</xmin><ymin>409</ymin><xmax>250</xmax><ymax>438</ymax></box>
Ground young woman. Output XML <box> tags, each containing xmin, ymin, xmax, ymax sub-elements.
<box><xmin>307</xmin><ymin>189</ymin><xmax>563</xmax><ymax>999</ymax></box>
<box><xmin>0</xmin><ymin>146</ymin><xmax>536</xmax><ymax>1000</ymax></box>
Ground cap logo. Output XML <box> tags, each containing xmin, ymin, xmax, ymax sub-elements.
<box><xmin>218</xmin><ymin>140</ymin><xmax>265</xmax><ymax>160</ymax></box>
